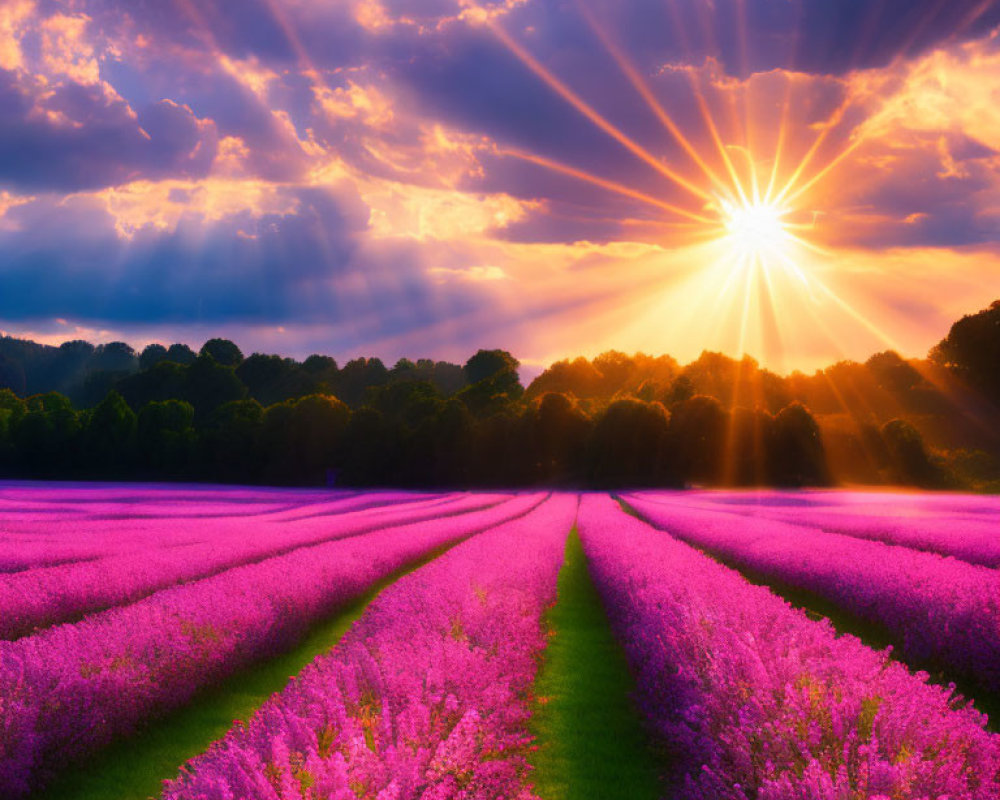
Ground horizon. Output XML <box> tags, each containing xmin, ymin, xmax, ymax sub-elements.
<box><xmin>0</xmin><ymin>297</ymin><xmax>986</xmax><ymax>387</ymax></box>
<box><xmin>1</xmin><ymin>1</ymin><xmax>998</xmax><ymax>373</ymax></box>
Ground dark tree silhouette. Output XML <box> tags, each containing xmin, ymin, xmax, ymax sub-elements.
<box><xmin>670</xmin><ymin>394</ymin><xmax>727</xmax><ymax>484</ymax></box>
<box><xmin>531</xmin><ymin>392</ymin><xmax>591</xmax><ymax>483</ymax></box>
<box><xmin>117</xmin><ymin>361</ymin><xmax>187</xmax><ymax>410</ymax></box>
<box><xmin>930</xmin><ymin>300</ymin><xmax>1000</xmax><ymax>406</ymax></box>
<box><xmin>90</xmin><ymin>342</ymin><xmax>138</xmax><ymax>373</ymax></box>
<box><xmin>769</xmin><ymin>402</ymin><xmax>827</xmax><ymax>486</ymax></box>
<box><xmin>341</xmin><ymin>408</ymin><xmax>394</xmax><ymax>485</ymax></box>
<box><xmin>588</xmin><ymin>398</ymin><xmax>672</xmax><ymax>487</ymax></box>
<box><xmin>182</xmin><ymin>356</ymin><xmax>246</xmax><ymax>419</ymax></box>
<box><xmin>262</xmin><ymin>395</ymin><xmax>350</xmax><ymax>484</ymax></box>
<box><xmin>460</xmin><ymin>350</ymin><xmax>523</xmax><ymax>415</ymax></box>
<box><xmin>199</xmin><ymin>339</ymin><xmax>244</xmax><ymax>367</ymax></box>
<box><xmin>728</xmin><ymin>406</ymin><xmax>774</xmax><ymax>486</ymax></box>
<box><xmin>464</xmin><ymin>349</ymin><xmax>520</xmax><ymax>385</ymax></box>
<box><xmin>303</xmin><ymin>354</ymin><xmax>338</xmax><ymax>374</ymax></box>
<box><xmin>237</xmin><ymin>354</ymin><xmax>308</xmax><ymax>407</ymax></box>
<box><xmin>525</xmin><ymin>356</ymin><xmax>604</xmax><ymax>400</ymax></box>
<box><xmin>336</xmin><ymin>358</ymin><xmax>389</xmax><ymax>406</ymax></box>
<box><xmin>137</xmin><ymin>399</ymin><xmax>196</xmax><ymax>476</ymax></box>
<box><xmin>201</xmin><ymin>399</ymin><xmax>265</xmax><ymax>483</ymax></box>
<box><xmin>14</xmin><ymin>393</ymin><xmax>80</xmax><ymax>476</ymax></box>
<box><xmin>0</xmin><ymin>389</ymin><xmax>25</xmax><ymax>471</ymax></box>
<box><xmin>0</xmin><ymin>300</ymin><xmax>996</xmax><ymax>489</ymax></box>
<box><xmin>0</xmin><ymin>355</ymin><xmax>26</xmax><ymax>395</ymax></box>
<box><xmin>165</xmin><ymin>343</ymin><xmax>197</xmax><ymax>365</ymax></box>
<box><xmin>139</xmin><ymin>344</ymin><xmax>169</xmax><ymax>370</ymax></box>
<box><xmin>881</xmin><ymin>418</ymin><xmax>944</xmax><ymax>487</ymax></box>
<box><xmin>85</xmin><ymin>391</ymin><xmax>137</xmax><ymax>474</ymax></box>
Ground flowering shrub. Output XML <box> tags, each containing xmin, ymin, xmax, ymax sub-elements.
<box><xmin>0</xmin><ymin>492</ymin><xmax>543</xmax><ymax>797</ymax></box>
<box><xmin>627</xmin><ymin>493</ymin><xmax>1000</xmax><ymax>695</ymax></box>
<box><xmin>0</xmin><ymin>491</ymin><xmax>507</xmax><ymax>638</ymax></box>
<box><xmin>579</xmin><ymin>494</ymin><xmax>1000</xmax><ymax>799</ymax></box>
<box><xmin>635</xmin><ymin>488</ymin><xmax>1000</xmax><ymax>567</ymax></box>
<box><xmin>161</xmin><ymin>494</ymin><xmax>577</xmax><ymax>800</ymax></box>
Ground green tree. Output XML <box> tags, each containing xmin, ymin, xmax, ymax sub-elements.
<box><xmin>588</xmin><ymin>398</ymin><xmax>672</xmax><ymax>487</ymax></box>
<box><xmin>880</xmin><ymin>418</ymin><xmax>943</xmax><ymax>487</ymax></box>
<box><xmin>532</xmin><ymin>392</ymin><xmax>592</xmax><ymax>483</ymax></box>
<box><xmin>670</xmin><ymin>394</ymin><xmax>727</xmax><ymax>484</ymax></box>
<box><xmin>202</xmin><ymin>399</ymin><xmax>265</xmax><ymax>483</ymax></box>
<box><xmin>768</xmin><ymin>402</ymin><xmax>828</xmax><ymax>486</ymax></box>
<box><xmin>182</xmin><ymin>356</ymin><xmax>246</xmax><ymax>419</ymax></box>
<box><xmin>85</xmin><ymin>391</ymin><xmax>138</xmax><ymax>474</ymax></box>
<box><xmin>137</xmin><ymin>399</ymin><xmax>196</xmax><ymax>476</ymax></box>
<box><xmin>14</xmin><ymin>393</ymin><xmax>81</xmax><ymax>476</ymax></box>
<box><xmin>165</xmin><ymin>343</ymin><xmax>197</xmax><ymax>365</ymax></box>
<box><xmin>930</xmin><ymin>300</ymin><xmax>1000</xmax><ymax>406</ymax></box>
<box><xmin>139</xmin><ymin>343</ymin><xmax>169</xmax><ymax>370</ymax></box>
<box><xmin>199</xmin><ymin>338</ymin><xmax>244</xmax><ymax>367</ymax></box>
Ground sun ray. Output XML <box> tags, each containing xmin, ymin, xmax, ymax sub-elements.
<box><xmin>777</xmin><ymin>0</ymin><xmax>972</xmax><ymax>208</ymax></box>
<box><xmin>476</xmin><ymin>10</ymin><xmax>712</xmax><ymax>203</ymax></box>
<box><xmin>733</xmin><ymin>0</ymin><xmax>760</xmax><ymax>206</ymax></box>
<box><xmin>574</xmin><ymin>1</ymin><xmax>734</xmax><ymax>200</ymax></box>
<box><xmin>948</xmin><ymin>0</ymin><xmax>997</xmax><ymax>43</ymax></box>
<box><xmin>498</xmin><ymin>148</ymin><xmax>718</xmax><ymax>225</ymax></box>
<box><xmin>258</xmin><ymin>0</ymin><xmax>328</xmax><ymax>85</ymax></box>
<box><xmin>662</xmin><ymin>0</ymin><xmax>751</xmax><ymax>205</ymax></box>
<box><xmin>764</xmin><ymin>0</ymin><xmax>804</xmax><ymax>204</ymax></box>
<box><xmin>764</xmin><ymin>93</ymin><xmax>791</xmax><ymax>204</ymax></box>
<box><xmin>690</xmin><ymin>75</ymin><xmax>752</xmax><ymax>205</ymax></box>
<box><xmin>771</xmin><ymin>92</ymin><xmax>854</xmax><ymax>205</ymax></box>
<box><xmin>885</xmin><ymin>0</ymin><xmax>951</xmax><ymax>70</ymax></box>
<box><xmin>735</xmin><ymin>255</ymin><xmax>756</xmax><ymax>358</ymax></box>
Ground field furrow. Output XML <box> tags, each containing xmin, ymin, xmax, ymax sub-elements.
<box><xmin>528</xmin><ymin>528</ymin><xmax>661</xmax><ymax>800</ymax></box>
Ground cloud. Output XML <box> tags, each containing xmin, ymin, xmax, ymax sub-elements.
<box><xmin>0</xmin><ymin>0</ymin><xmax>998</xmax><ymax>372</ymax></box>
<box><xmin>0</xmin><ymin>68</ymin><xmax>219</xmax><ymax>191</ymax></box>
<box><xmin>0</xmin><ymin>184</ymin><xmax>365</xmax><ymax>323</ymax></box>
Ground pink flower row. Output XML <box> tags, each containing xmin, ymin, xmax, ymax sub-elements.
<box><xmin>578</xmin><ymin>494</ymin><xmax>1000</xmax><ymax>799</ymax></box>
<box><xmin>0</xmin><ymin>493</ymin><xmax>543</xmax><ymax>797</ymax></box>
<box><xmin>639</xmin><ymin>489</ymin><xmax>1000</xmax><ymax>567</ymax></box>
<box><xmin>0</xmin><ymin>492</ymin><xmax>503</xmax><ymax>639</ymax></box>
<box><xmin>161</xmin><ymin>494</ymin><xmax>577</xmax><ymax>800</ymax></box>
<box><xmin>626</xmin><ymin>493</ymin><xmax>1000</xmax><ymax>697</ymax></box>
<box><xmin>0</xmin><ymin>488</ymin><xmax>445</xmax><ymax>572</ymax></box>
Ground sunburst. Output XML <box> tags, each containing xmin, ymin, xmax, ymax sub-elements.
<box><xmin>718</xmin><ymin>198</ymin><xmax>793</xmax><ymax>264</ymax></box>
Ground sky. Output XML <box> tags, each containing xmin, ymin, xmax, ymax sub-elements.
<box><xmin>0</xmin><ymin>0</ymin><xmax>998</xmax><ymax>374</ymax></box>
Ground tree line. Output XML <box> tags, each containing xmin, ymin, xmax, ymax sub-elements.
<box><xmin>0</xmin><ymin>301</ymin><xmax>997</xmax><ymax>489</ymax></box>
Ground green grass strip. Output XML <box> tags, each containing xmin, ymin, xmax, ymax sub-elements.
<box><xmin>529</xmin><ymin>528</ymin><xmax>662</xmax><ymax>800</ymax></box>
<box><xmin>34</xmin><ymin>542</ymin><xmax>460</xmax><ymax>800</ymax></box>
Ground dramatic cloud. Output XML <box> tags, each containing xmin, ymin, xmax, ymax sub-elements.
<box><xmin>0</xmin><ymin>0</ymin><xmax>998</xmax><ymax>370</ymax></box>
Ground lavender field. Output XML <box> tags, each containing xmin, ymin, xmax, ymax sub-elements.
<box><xmin>2</xmin><ymin>482</ymin><xmax>1000</xmax><ymax>799</ymax></box>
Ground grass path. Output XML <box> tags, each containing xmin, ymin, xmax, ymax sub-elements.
<box><xmin>529</xmin><ymin>528</ymin><xmax>662</xmax><ymax>800</ymax></box>
<box><xmin>33</xmin><ymin>542</ymin><xmax>461</xmax><ymax>800</ymax></box>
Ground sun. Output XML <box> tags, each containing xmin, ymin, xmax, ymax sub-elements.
<box><xmin>719</xmin><ymin>198</ymin><xmax>792</xmax><ymax>260</ymax></box>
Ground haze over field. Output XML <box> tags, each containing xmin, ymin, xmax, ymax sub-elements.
<box><xmin>1</xmin><ymin>0</ymin><xmax>999</xmax><ymax>372</ymax></box>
